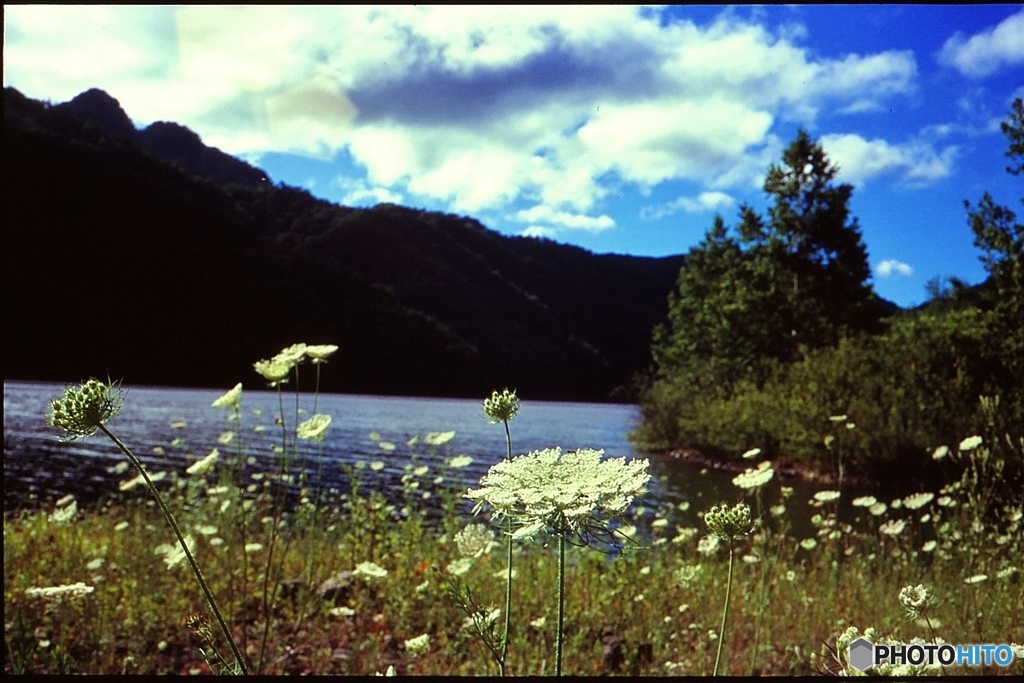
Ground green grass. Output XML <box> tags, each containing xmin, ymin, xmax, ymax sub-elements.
<box><xmin>5</xmin><ymin>437</ymin><xmax>1022</xmax><ymax>675</ymax></box>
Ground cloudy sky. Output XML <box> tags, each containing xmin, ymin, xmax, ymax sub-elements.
<box><xmin>5</xmin><ymin>5</ymin><xmax>1023</xmax><ymax>307</ymax></box>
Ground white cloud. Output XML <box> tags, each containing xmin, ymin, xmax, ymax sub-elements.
<box><xmin>642</xmin><ymin>191</ymin><xmax>736</xmax><ymax>219</ymax></box>
<box><xmin>3</xmin><ymin>6</ymin><xmax>928</xmax><ymax>222</ymax></box>
<box><xmin>939</xmin><ymin>10</ymin><xmax>1024</xmax><ymax>78</ymax></box>
<box><xmin>875</xmin><ymin>260</ymin><xmax>914</xmax><ymax>278</ymax></box>
<box><xmin>821</xmin><ymin>133</ymin><xmax>957</xmax><ymax>186</ymax></box>
<box><xmin>515</xmin><ymin>206</ymin><xmax>615</xmax><ymax>233</ymax></box>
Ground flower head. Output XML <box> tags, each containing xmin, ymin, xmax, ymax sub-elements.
<box><xmin>305</xmin><ymin>344</ymin><xmax>338</xmax><ymax>363</ymax></box>
<box><xmin>49</xmin><ymin>496</ymin><xmax>78</xmax><ymax>524</ymax></box>
<box><xmin>697</xmin><ymin>534</ymin><xmax>722</xmax><ymax>556</ymax></box>
<box><xmin>898</xmin><ymin>584</ymin><xmax>936</xmax><ymax>618</ymax></box>
<box><xmin>354</xmin><ymin>561</ymin><xmax>388</xmax><ymax>580</ymax></box>
<box><xmin>49</xmin><ymin>378</ymin><xmax>125</xmax><ymax>440</ymax></box>
<box><xmin>404</xmin><ymin>633</ymin><xmax>430</xmax><ymax>657</ymax></box>
<box><xmin>424</xmin><ymin>430</ymin><xmax>456</xmax><ymax>446</ymax></box>
<box><xmin>211</xmin><ymin>383</ymin><xmax>242</xmax><ymax>409</ymax></box>
<box><xmin>902</xmin><ymin>492</ymin><xmax>934</xmax><ymax>510</ymax></box>
<box><xmin>25</xmin><ymin>582</ymin><xmax>94</xmax><ymax>604</ymax></box>
<box><xmin>253</xmin><ymin>358</ymin><xmax>291</xmax><ymax>385</ymax></box>
<box><xmin>959</xmin><ymin>435</ymin><xmax>983</xmax><ymax>451</ymax></box>
<box><xmin>879</xmin><ymin>519</ymin><xmax>907</xmax><ymax>537</ymax></box>
<box><xmin>704</xmin><ymin>502</ymin><xmax>753</xmax><ymax>541</ymax></box>
<box><xmin>448</xmin><ymin>455</ymin><xmax>474</xmax><ymax>469</ymax></box>
<box><xmin>297</xmin><ymin>414</ymin><xmax>332</xmax><ymax>442</ymax></box>
<box><xmin>483</xmin><ymin>388</ymin><xmax>520</xmax><ymax>423</ymax></box>
<box><xmin>466</xmin><ymin>447</ymin><xmax>649</xmax><ymax>540</ymax></box>
<box><xmin>932</xmin><ymin>445</ymin><xmax>949</xmax><ymax>461</ymax></box>
<box><xmin>813</xmin><ymin>490</ymin><xmax>841</xmax><ymax>503</ymax></box>
<box><xmin>741</xmin><ymin>447</ymin><xmax>762</xmax><ymax>460</ymax></box>
<box><xmin>455</xmin><ymin>522</ymin><xmax>496</xmax><ymax>559</ymax></box>
<box><xmin>186</xmin><ymin>448</ymin><xmax>219</xmax><ymax>477</ymax></box>
<box><xmin>732</xmin><ymin>461</ymin><xmax>774</xmax><ymax>490</ymax></box>
<box><xmin>276</xmin><ymin>343</ymin><xmax>308</xmax><ymax>366</ymax></box>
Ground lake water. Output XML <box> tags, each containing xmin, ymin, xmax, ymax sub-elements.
<box><xmin>4</xmin><ymin>381</ymin><xmax>871</xmax><ymax>536</ymax></box>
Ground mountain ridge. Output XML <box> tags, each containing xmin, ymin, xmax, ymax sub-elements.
<box><xmin>4</xmin><ymin>86</ymin><xmax>685</xmax><ymax>401</ymax></box>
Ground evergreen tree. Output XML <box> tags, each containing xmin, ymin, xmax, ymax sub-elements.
<box><xmin>651</xmin><ymin>130</ymin><xmax>883</xmax><ymax>395</ymax></box>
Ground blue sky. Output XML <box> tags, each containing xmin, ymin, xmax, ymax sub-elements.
<box><xmin>4</xmin><ymin>5</ymin><xmax>1023</xmax><ymax>308</ymax></box>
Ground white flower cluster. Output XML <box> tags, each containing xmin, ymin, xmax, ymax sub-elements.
<box><xmin>211</xmin><ymin>382</ymin><xmax>243</xmax><ymax>409</ymax></box>
<box><xmin>898</xmin><ymin>584</ymin><xmax>936</xmax><ymax>619</ymax></box>
<box><xmin>154</xmin><ymin>535</ymin><xmax>195</xmax><ymax>570</ymax></box>
<box><xmin>25</xmin><ymin>582</ymin><xmax>94</xmax><ymax>603</ymax></box>
<box><xmin>455</xmin><ymin>522</ymin><xmax>496</xmax><ymax>559</ymax></box>
<box><xmin>253</xmin><ymin>342</ymin><xmax>338</xmax><ymax>385</ymax></box>
<box><xmin>186</xmin><ymin>448</ymin><xmax>219</xmax><ymax>477</ymax></box>
<box><xmin>732</xmin><ymin>460</ymin><xmax>774</xmax><ymax>490</ymax></box>
<box><xmin>466</xmin><ymin>447</ymin><xmax>650</xmax><ymax>539</ymax></box>
<box><xmin>48</xmin><ymin>494</ymin><xmax>77</xmax><ymax>525</ymax></box>
<box><xmin>297</xmin><ymin>414</ymin><xmax>332</xmax><ymax>441</ymax></box>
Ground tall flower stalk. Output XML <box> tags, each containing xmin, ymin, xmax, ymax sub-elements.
<box><xmin>250</xmin><ymin>342</ymin><xmax>336</xmax><ymax>674</ymax></box>
<box><xmin>467</xmin><ymin>446</ymin><xmax>650</xmax><ymax>676</ymax></box>
<box><xmin>49</xmin><ymin>379</ymin><xmax>247</xmax><ymax>675</ymax></box>
<box><xmin>483</xmin><ymin>389</ymin><xmax>520</xmax><ymax>676</ymax></box>
<box><xmin>704</xmin><ymin>502</ymin><xmax>753</xmax><ymax>677</ymax></box>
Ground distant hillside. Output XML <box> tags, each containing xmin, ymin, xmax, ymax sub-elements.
<box><xmin>3</xmin><ymin>87</ymin><xmax>685</xmax><ymax>401</ymax></box>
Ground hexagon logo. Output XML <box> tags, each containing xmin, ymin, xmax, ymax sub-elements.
<box><xmin>849</xmin><ymin>637</ymin><xmax>874</xmax><ymax>672</ymax></box>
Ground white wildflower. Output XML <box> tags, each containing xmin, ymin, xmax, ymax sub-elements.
<box><xmin>902</xmin><ymin>492</ymin><xmax>934</xmax><ymax>510</ymax></box>
<box><xmin>211</xmin><ymin>383</ymin><xmax>242</xmax><ymax>409</ymax></box>
<box><xmin>424</xmin><ymin>430</ymin><xmax>456</xmax><ymax>446</ymax></box>
<box><xmin>354</xmin><ymin>561</ymin><xmax>387</xmax><ymax>579</ymax></box>
<box><xmin>448</xmin><ymin>455</ymin><xmax>474</xmax><ymax>469</ymax></box>
<box><xmin>404</xmin><ymin>633</ymin><xmax>430</xmax><ymax>656</ymax></box>
<box><xmin>49</xmin><ymin>498</ymin><xmax>78</xmax><ymax>524</ymax></box>
<box><xmin>697</xmin><ymin>535</ymin><xmax>721</xmax><ymax>556</ymax></box>
<box><xmin>898</xmin><ymin>584</ymin><xmax>935</xmax><ymax>618</ymax></box>
<box><xmin>186</xmin><ymin>448</ymin><xmax>219</xmax><ymax>476</ymax></box>
<box><xmin>483</xmin><ymin>389</ymin><xmax>520</xmax><ymax>423</ymax></box>
<box><xmin>296</xmin><ymin>414</ymin><xmax>332</xmax><ymax>442</ymax></box>
<box><xmin>732</xmin><ymin>461</ymin><xmax>774</xmax><ymax>490</ymax></box>
<box><xmin>466</xmin><ymin>447</ymin><xmax>649</xmax><ymax>540</ymax></box>
<box><xmin>305</xmin><ymin>344</ymin><xmax>338</xmax><ymax>363</ymax></box>
<box><xmin>959</xmin><ymin>435</ymin><xmax>983</xmax><ymax>451</ymax></box>
<box><xmin>455</xmin><ymin>523</ymin><xmax>496</xmax><ymax>559</ymax></box>
<box><xmin>879</xmin><ymin>519</ymin><xmax>907</xmax><ymax>537</ymax></box>
<box><xmin>25</xmin><ymin>582</ymin><xmax>94</xmax><ymax>603</ymax></box>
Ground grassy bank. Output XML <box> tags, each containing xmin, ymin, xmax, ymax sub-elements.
<box><xmin>5</xmin><ymin>434</ymin><xmax>1022</xmax><ymax>675</ymax></box>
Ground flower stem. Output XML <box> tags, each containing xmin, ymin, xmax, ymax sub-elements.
<box><xmin>712</xmin><ymin>539</ymin><xmax>735</xmax><ymax>677</ymax></box>
<box><xmin>556</xmin><ymin>528</ymin><xmax>566</xmax><ymax>677</ymax></box>
<box><xmin>499</xmin><ymin>417</ymin><xmax>514</xmax><ymax>676</ymax></box>
<box><xmin>98</xmin><ymin>424</ymin><xmax>247</xmax><ymax>675</ymax></box>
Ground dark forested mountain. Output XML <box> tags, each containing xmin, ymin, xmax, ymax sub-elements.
<box><xmin>3</xmin><ymin>87</ymin><xmax>684</xmax><ymax>401</ymax></box>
